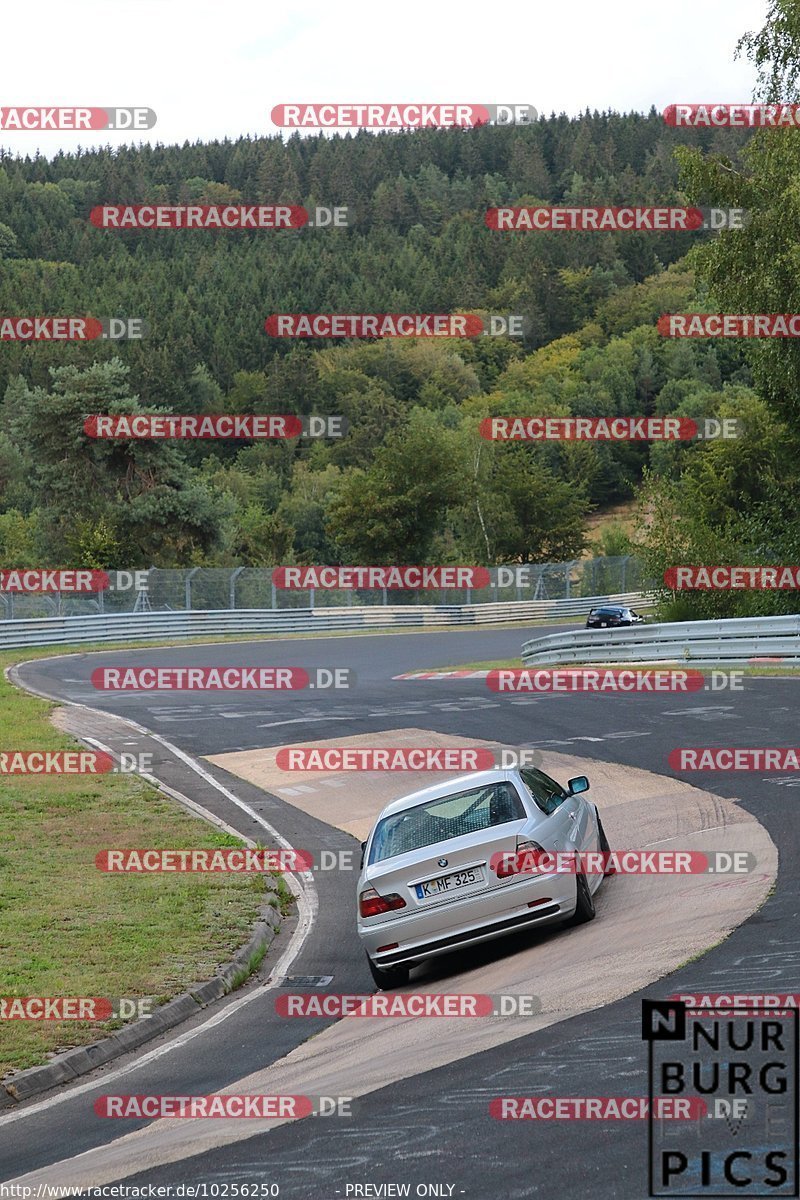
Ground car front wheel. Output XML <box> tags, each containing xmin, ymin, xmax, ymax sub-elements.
<box><xmin>366</xmin><ymin>953</ymin><xmax>410</xmax><ymax>990</ymax></box>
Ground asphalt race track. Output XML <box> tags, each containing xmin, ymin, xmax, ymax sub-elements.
<box><xmin>2</xmin><ymin>624</ymin><xmax>798</xmax><ymax>1197</ymax></box>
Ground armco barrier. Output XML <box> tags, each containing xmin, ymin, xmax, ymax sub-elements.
<box><xmin>0</xmin><ymin>593</ymin><xmax>652</xmax><ymax>650</ymax></box>
<box><xmin>522</xmin><ymin>613</ymin><xmax>800</xmax><ymax>667</ymax></box>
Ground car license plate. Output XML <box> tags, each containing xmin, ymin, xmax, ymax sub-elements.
<box><xmin>415</xmin><ymin>865</ymin><xmax>484</xmax><ymax>899</ymax></box>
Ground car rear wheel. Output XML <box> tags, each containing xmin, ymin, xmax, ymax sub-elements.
<box><xmin>567</xmin><ymin>872</ymin><xmax>596</xmax><ymax>925</ymax></box>
<box><xmin>597</xmin><ymin>812</ymin><xmax>616</xmax><ymax>876</ymax></box>
<box><xmin>366</xmin><ymin>953</ymin><xmax>410</xmax><ymax>991</ymax></box>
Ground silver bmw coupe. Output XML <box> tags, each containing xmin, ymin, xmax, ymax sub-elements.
<box><xmin>357</xmin><ymin>766</ymin><xmax>612</xmax><ymax>989</ymax></box>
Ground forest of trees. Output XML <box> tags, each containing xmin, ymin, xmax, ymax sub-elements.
<box><xmin>1</xmin><ymin>103</ymin><xmax>796</xmax><ymax>617</ymax></box>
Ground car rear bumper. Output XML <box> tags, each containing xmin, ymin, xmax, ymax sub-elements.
<box><xmin>359</xmin><ymin>874</ymin><xmax>577</xmax><ymax>965</ymax></box>
<box><xmin>373</xmin><ymin>902</ymin><xmax>566</xmax><ymax>965</ymax></box>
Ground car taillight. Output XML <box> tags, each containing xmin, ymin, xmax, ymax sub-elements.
<box><xmin>495</xmin><ymin>839</ymin><xmax>545</xmax><ymax>878</ymax></box>
<box><xmin>359</xmin><ymin>887</ymin><xmax>407</xmax><ymax>918</ymax></box>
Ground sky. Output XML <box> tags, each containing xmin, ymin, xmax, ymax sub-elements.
<box><xmin>0</xmin><ymin>0</ymin><xmax>768</xmax><ymax>157</ymax></box>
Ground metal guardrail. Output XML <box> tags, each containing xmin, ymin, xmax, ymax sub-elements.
<box><xmin>522</xmin><ymin>614</ymin><xmax>800</xmax><ymax>667</ymax></box>
<box><xmin>0</xmin><ymin>593</ymin><xmax>652</xmax><ymax>650</ymax></box>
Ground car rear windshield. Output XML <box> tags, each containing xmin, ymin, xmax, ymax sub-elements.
<box><xmin>368</xmin><ymin>782</ymin><xmax>526</xmax><ymax>864</ymax></box>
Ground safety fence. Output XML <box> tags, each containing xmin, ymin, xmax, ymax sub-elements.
<box><xmin>0</xmin><ymin>592</ymin><xmax>654</xmax><ymax>650</ymax></box>
<box><xmin>0</xmin><ymin>557</ymin><xmax>645</xmax><ymax>619</ymax></box>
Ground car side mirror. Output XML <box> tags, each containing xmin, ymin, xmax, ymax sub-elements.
<box><xmin>359</xmin><ymin>840</ymin><xmax>367</xmax><ymax>869</ymax></box>
<box><xmin>567</xmin><ymin>776</ymin><xmax>589</xmax><ymax>796</ymax></box>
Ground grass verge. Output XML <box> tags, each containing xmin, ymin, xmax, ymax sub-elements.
<box><xmin>0</xmin><ymin>646</ymin><xmax>291</xmax><ymax>1076</ymax></box>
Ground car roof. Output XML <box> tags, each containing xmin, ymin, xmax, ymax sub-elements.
<box><xmin>373</xmin><ymin>768</ymin><xmax>522</xmax><ymax>822</ymax></box>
